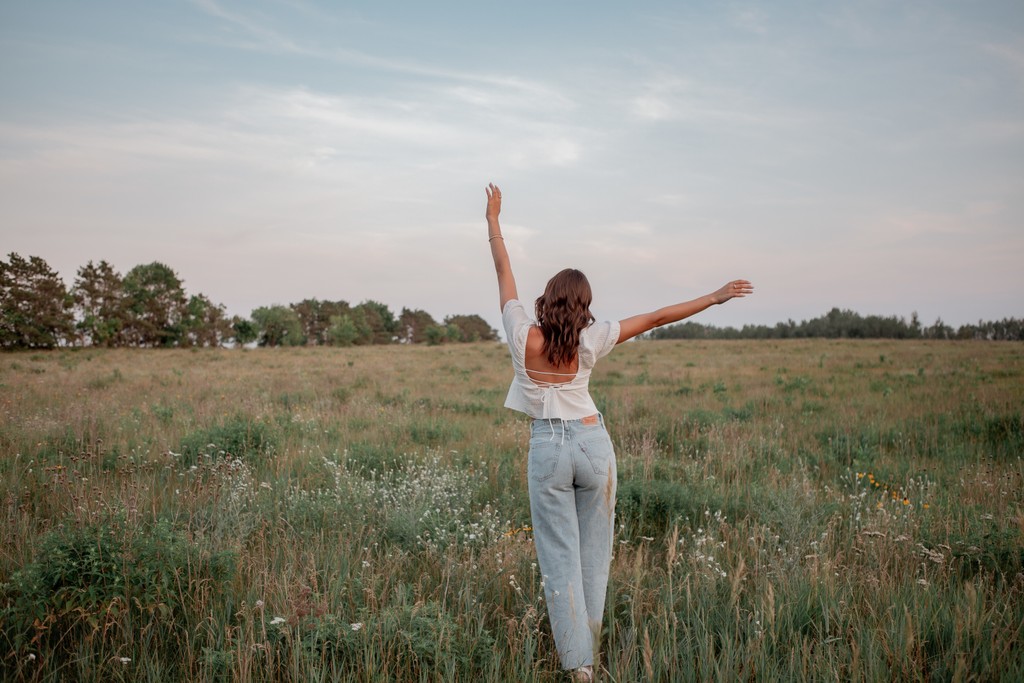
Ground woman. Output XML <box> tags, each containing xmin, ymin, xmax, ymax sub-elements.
<box><xmin>485</xmin><ymin>183</ymin><xmax>752</xmax><ymax>681</ymax></box>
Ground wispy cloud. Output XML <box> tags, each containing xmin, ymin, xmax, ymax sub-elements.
<box><xmin>443</xmin><ymin>83</ymin><xmax>574</xmax><ymax>114</ymax></box>
<box><xmin>189</xmin><ymin>0</ymin><xmax>573</xmax><ymax>102</ymax></box>
<box><xmin>229</xmin><ymin>85</ymin><xmax>587</xmax><ymax>170</ymax></box>
<box><xmin>189</xmin><ymin>0</ymin><xmax>308</xmax><ymax>54</ymax></box>
<box><xmin>233</xmin><ymin>87</ymin><xmax>464</xmax><ymax>146</ymax></box>
<box><xmin>3</xmin><ymin>0</ymin><xmax>1021</xmax><ymax>328</ymax></box>
<box><xmin>729</xmin><ymin>6</ymin><xmax>770</xmax><ymax>35</ymax></box>
<box><xmin>983</xmin><ymin>42</ymin><xmax>1024</xmax><ymax>82</ymax></box>
<box><xmin>0</xmin><ymin>120</ymin><xmax>250</xmax><ymax>168</ymax></box>
<box><xmin>625</xmin><ymin>72</ymin><xmax>814</xmax><ymax>131</ymax></box>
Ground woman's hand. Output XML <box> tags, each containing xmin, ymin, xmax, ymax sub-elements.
<box><xmin>485</xmin><ymin>183</ymin><xmax>502</xmax><ymax>224</ymax></box>
<box><xmin>709</xmin><ymin>279</ymin><xmax>754</xmax><ymax>305</ymax></box>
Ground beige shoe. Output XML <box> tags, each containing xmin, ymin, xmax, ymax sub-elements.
<box><xmin>569</xmin><ymin>665</ymin><xmax>593</xmax><ymax>682</ymax></box>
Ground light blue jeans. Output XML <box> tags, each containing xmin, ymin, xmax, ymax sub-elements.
<box><xmin>528</xmin><ymin>415</ymin><xmax>617</xmax><ymax>671</ymax></box>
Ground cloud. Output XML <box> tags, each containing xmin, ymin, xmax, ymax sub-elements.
<box><xmin>190</xmin><ymin>0</ymin><xmax>574</xmax><ymax>106</ymax></box>
<box><xmin>182</xmin><ymin>3</ymin><xmax>588</xmax><ymax>170</ymax></box>
<box><xmin>189</xmin><ymin>0</ymin><xmax>308</xmax><ymax>55</ymax></box>
<box><xmin>607</xmin><ymin>222</ymin><xmax>653</xmax><ymax>236</ymax></box>
<box><xmin>232</xmin><ymin>85</ymin><xmax>587</xmax><ymax>171</ymax></box>
<box><xmin>983</xmin><ymin>42</ymin><xmax>1024</xmax><ymax>78</ymax></box>
<box><xmin>873</xmin><ymin>209</ymin><xmax>973</xmax><ymax>242</ymax></box>
<box><xmin>729</xmin><ymin>6</ymin><xmax>769</xmax><ymax>35</ymax></box>
<box><xmin>0</xmin><ymin>120</ymin><xmax>253</xmax><ymax>169</ymax></box>
<box><xmin>868</xmin><ymin>201</ymin><xmax>1020</xmax><ymax>247</ymax></box>
<box><xmin>960</xmin><ymin>118</ymin><xmax>1024</xmax><ymax>144</ymax></box>
<box><xmin>625</xmin><ymin>73</ymin><xmax>814</xmax><ymax>131</ymax></box>
<box><xmin>233</xmin><ymin>87</ymin><xmax>464</xmax><ymax>146</ymax></box>
<box><xmin>4</xmin><ymin>0</ymin><xmax>1021</xmax><ymax>331</ymax></box>
<box><xmin>508</xmin><ymin>136</ymin><xmax>581</xmax><ymax>168</ymax></box>
<box><xmin>630</xmin><ymin>94</ymin><xmax>675</xmax><ymax>122</ymax></box>
<box><xmin>648</xmin><ymin>193</ymin><xmax>695</xmax><ymax>208</ymax></box>
<box><xmin>443</xmin><ymin>83</ymin><xmax>574</xmax><ymax>114</ymax></box>
<box><xmin>0</xmin><ymin>72</ymin><xmax>592</xmax><ymax>198</ymax></box>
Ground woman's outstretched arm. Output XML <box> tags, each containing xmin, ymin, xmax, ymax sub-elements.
<box><xmin>486</xmin><ymin>183</ymin><xmax>518</xmax><ymax>310</ymax></box>
<box><xmin>617</xmin><ymin>280</ymin><xmax>754</xmax><ymax>343</ymax></box>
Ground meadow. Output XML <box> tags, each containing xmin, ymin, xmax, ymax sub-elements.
<box><xmin>1</xmin><ymin>339</ymin><xmax>1021</xmax><ymax>682</ymax></box>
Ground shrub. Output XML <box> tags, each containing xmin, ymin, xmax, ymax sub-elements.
<box><xmin>178</xmin><ymin>415</ymin><xmax>276</xmax><ymax>466</ymax></box>
<box><xmin>0</xmin><ymin>520</ymin><xmax>235</xmax><ymax>671</ymax></box>
<box><xmin>300</xmin><ymin>602</ymin><xmax>494</xmax><ymax>677</ymax></box>
<box><xmin>617</xmin><ymin>479</ymin><xmax>715</xmax><ymax>537</ymax></box>
<box><xmin>943</xmin><ymin>527</ymin><xmax>1024</xmax><ymax>581</ymax></box>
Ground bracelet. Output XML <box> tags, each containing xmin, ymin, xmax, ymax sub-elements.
<box><xmin>488</xmin><ymin>234</ymin><xmax>504</xmax><ymax>241</ymax></box>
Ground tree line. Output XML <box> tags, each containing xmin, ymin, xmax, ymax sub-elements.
<box><xmin>5</xmin><ymin>251</ymin><xmax>1019</xmax><ymax>350</ymax></box>
<box><xmin>0</xmin><ymin>252</ymin><xmax>497</xmax><ymax>350</ymax></box>
<box><xmin>646</xmin><ymin>307</ymin><xmax>1024</xmax><ymax>341</ymax></box>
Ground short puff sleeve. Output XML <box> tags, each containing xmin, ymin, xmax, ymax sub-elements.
<box><xmin>580</xmin><ymin>320</ymin><xmax>620</xmax><ymax>366</ymax></box>
<box><xmin>501</xmin><ymin>299</ymin><xmax>532</xmax><ymax>354</ymax></box>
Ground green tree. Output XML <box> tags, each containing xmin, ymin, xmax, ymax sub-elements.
<box><xmin>445</xmin><ymin>323</ymin><xmax>463</xmax><ymax>343</ymax></box>
<box><xmin>353</xmin><ymin>300</ymin><xmax>397</xmax><ymax>344</ymax></box>
<box><xmin>292</xmin><ymin>298</ymin><xmax>352</xmax><ymax>346</ymax></box>
<box><xmin>0</xmin><ymin>252</ymin><xmax>75</xmax><ymax>349</ymax></box>
<box><xmin>425</xmin><ymin>324</ymin><xmax>446</xmax><ymax>346</ymax></box>
<box><xmin>398</xmin><ymin>307</ymin><xmax>439</xmax><ymax>344</ymax></box>
<box><xmin>122</xmin><ymin>262</ymin><xmax>187</xmax><ymax>347</ymax></box>
<box><xmin>926</xmin><ymin>317</ymin><xmax>954</xmax><ymax>340</ymax></box>
<box><xmin>443</xmin><ymin>314</ymin><xmax>498</xmax><ymax>342</ymax></box>
<box><xmin>72</xmin><ymin>260</ymin><xmax>125</xmax><ymax>347</ymax></box>
<box><xmin>327</xmin><ymin>314</ymin><xmax>360</xmax><ymax>346</ymax></box>
<box><xmin>909</xmin><ymin>311</ymin><xmax>923</xmax><ymax>338</ymax></box>
<box><xmin>231</xmin><ymin>316</ymin><xmax>258</xmax><ymax>347</ymax></box>
<box><xmin>251</xmin><ymin>305</ymin><xmax>305</xmax><ymax>347</ymax></box>
<box><xmin>182</xmin><ymin>293</ymin><xmax>232</xmax><ymax>347</ymax></box>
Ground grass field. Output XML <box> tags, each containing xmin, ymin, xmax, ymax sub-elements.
<box><xmin>1</xmin><ymin>339</ymin><xmax>1022</xmax><ymax>681</ymax></box>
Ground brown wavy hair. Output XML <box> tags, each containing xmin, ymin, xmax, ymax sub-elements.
<box><xmin>535</xmin><ymin>268</ymin><xmax>595</xmax><ymax>367</ymax></box>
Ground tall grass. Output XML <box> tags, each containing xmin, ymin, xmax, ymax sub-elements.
<box><xmin>1</xmin><ymin>340</ymin><xmax>1021</xmax><ymax>681</ymax></box>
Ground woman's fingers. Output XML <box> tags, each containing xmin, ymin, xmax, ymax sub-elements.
<box><xmin>715</xmin><ymin>280</ymin><xmax>753</xmax><ymax>303</ymax></box>
<box><xmin>731</xmin><ymin>280</ymin><xmax>754</xmax><ymax>297</ymax></box>
<box><xmin>486</xmin><ymin>183</ymin><xmax>502</xmax><ymax>221</ymax></box>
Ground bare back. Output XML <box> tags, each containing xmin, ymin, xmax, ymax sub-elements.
<box><xmin>524</xmin><ymin>326</ymin><xmax>578</xmax><ymax>385</ymax></box>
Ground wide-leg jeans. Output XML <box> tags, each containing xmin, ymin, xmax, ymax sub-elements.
<box><xmin>528</xmin><ymin>415</ymin><xmax>617</xmax><ymax>670</ymax></box>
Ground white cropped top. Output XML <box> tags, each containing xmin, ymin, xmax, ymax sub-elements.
<box><xmin>501</xmin><ymin>299</ymin><xmax>620</xmax><ymax>420</ymax></box>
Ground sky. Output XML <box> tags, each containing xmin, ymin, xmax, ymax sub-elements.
<box><xmin>1</xmin><ymin>0</ymin><xmax>1022</xmax><ymax>335</ymax></box>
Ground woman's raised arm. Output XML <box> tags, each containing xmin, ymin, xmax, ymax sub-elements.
<box><xmin>486</xmin><ymin>183</ymin><xmax>518</xmax><ymax>310</ymax></box>
<box><xmin>617</xmin><ymin>280</ymin><xmax>754</xmax><ymax>343</ymax></box>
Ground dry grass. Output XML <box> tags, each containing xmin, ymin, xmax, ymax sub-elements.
<box><xmin>1</xmin><ymin>340</ymin><xmax>1022</xmax><ymax>681</ymax></box>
